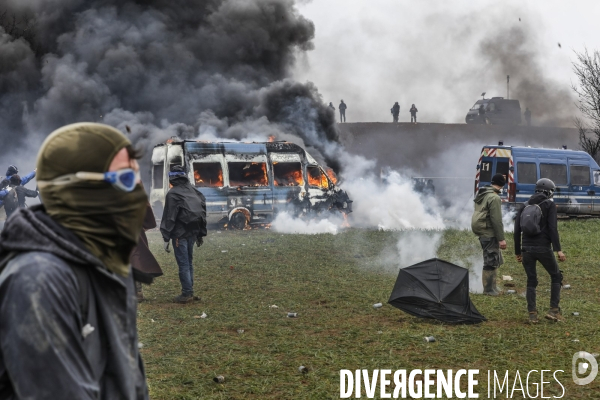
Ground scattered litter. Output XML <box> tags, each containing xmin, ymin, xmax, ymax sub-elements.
<box><xmin>572</xmin><ymin>312</ymin><xmax>580</xmax><ymax>316</ymax></box>
<box><xmin>572</xmin><ymin>339</ymin><xmax>580</xmax><ymax>342</ymax></box>
<box><xmin>423</xmin><ymin>336</ymin><xmax>436</xmax><ymax>343</ymax></box>
<box><xmin>269</xmin><ymin>305</ymin><xmax>279</xmax><ymax>309</ymax></box>
<box><xmin>213</xmin><ymin>375</ymin><xmax>225</xmax><ymax>383</ymax></box>
<box><xmin>200</xmin><ymin>312</ymin><xmax>207</xmax><ymax>319</ymax></box>
<box><xmin>287</xmin><ymin>312</ymin><xmax>298</xmax><ymax>318</ymax></box>
<box><xmin>506</xmin><ymin>290</ymin><xmax>516</xmax><ymax>294</ymax></box>
<box><xmin>151</xmin><ymin>319</ymin><xmax>155</xmax><ymax>323</ymax></box>
<box><xmin>563</xmin><ymin>284</ymin><xmax>571</xmax><ymax>289</ymax></box>
<box><xmin>242</xmin><ymin>244</ymin><xmax>245</xmax><ymax>246</ymax></box>
<box><xmin>373</xmin><ymin>303</ymin><xmax>383</xmax><ymax>309</ymax></box>
<box><xmin>504</xmin><ymin>283</ymin><xmax>515</xmax><ymax>287</ymax></box>
<box><xmin>237</xmin><ymin>329</ymin><xmax>245</xmax><ymax>334</ymax></box>
<box><xmin>221</xmin><ymin>250</ymin><xmax>228</xmax><ymax>253</ymax></box>
<box><xmin>81</xmin><ymin>324</ymin><xmax>95</xmax><ymax>339</ymax></box>
<box><xmin>298</xmin><ymin>366</ymin><xmax>309</xmax><ymax>374</ymax></box>
<box><xmin>138</xmin><ymin>342</ymin><xmax>144</xmax><ymax>349</ymax></box>
<box><xmin>377</xmin><ymin>331</ymin><xmax>383</xmax><ymax>335</ymax></box>
<box><xmin>502</xmin><ymin>275</ymin><xmax>513</xmax><ymax>281</ymax></box>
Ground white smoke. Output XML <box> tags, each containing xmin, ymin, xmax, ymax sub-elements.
<box><xmin>396</xmin><ymin>231</ymin><xmax>443</xmax><ymax>269</ymax></box>
<box><xmin>271</xmin><ymin>211</ymin><xmax>341</xmax><ymax>234</ymax></box>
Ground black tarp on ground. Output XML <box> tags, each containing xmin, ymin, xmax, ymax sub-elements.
<box><xmin>388</xmin><ymin>258</ymin><xmax>486</xmax><ymax>324</ymax></box>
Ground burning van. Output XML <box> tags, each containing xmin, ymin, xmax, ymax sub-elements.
<box><xmin>150</xmin><ymin>140</ymin><xmax>352</xmax><ymax>228</ymax></box>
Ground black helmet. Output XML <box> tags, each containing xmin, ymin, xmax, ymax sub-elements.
<box><xmin>535</xmin><ymin>178</ymin><xmax>555</xmax><ymax>197</ymax></box>
<box><xmin>5</xmin><ymin>165</ymin><xmax>17</xmax><ymax>176</ymax></box>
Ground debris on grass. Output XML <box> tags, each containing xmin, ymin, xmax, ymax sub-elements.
<box><xmin>373</xmin><ymin>302</ymin><xmax>383</xmax><ymax>309</ymax></box>
<box><xmin>506</xmin><ymin>290</ymin><xmax>516</xmax><ymax>294</ymax></box>
<box><xmin>194</xmin><ymin>312</ymin><xmax>208</xmax><ymax>319</ymax></box>
<box><xmin>138</xmin><ymin>342</ymin><xmax>144</xmax><ymax>349</ymax></box>
<box><xmin>213</xmin><ymin>375</ymin><xmax>225</xmax><ymax>383</ymax></box>
<box><xmin>572</xmin><ymin>312</ymin><xmax>580</xmax><ymax>316</ymax></box>
<box><xmin>287</xmin><ymin>312</ymin><xmax>298</xmax><ymax>318</ymax></box>
<box><xmin>237</xmin><ymin>329</ymin><xmax>245</xmax><ymax>334</ymax></box>
<box><xmin>298</xmin><ymin>366</ymin><xmax>309</xmax><ymax>374</ymax></box>
<box><xmin>502</xmin><ymin>275</ymin><xmax>513</xmax><ymax>281</ymax></box>
<box><xmin>423</xmin><ymin>336</ymin><xmax>436</xmax><ymax>343</ymax></box>
<box><xmin>221</xmin><ymin>250</ymin><xmax>228</xmax><ymax>253</ymax></box>
<box><xmin>563</xmin><ymin>284</ymin><xmax>571</xmax><ymax>289</ymax></box>
<box><xmin>269</xmin><ymin>305</ymin><xmax>279</xmax><ymax>309</ymax></box>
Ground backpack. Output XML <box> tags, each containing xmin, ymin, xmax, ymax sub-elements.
<box><xmin>3</xmin><ymin>188</ymin><xmax>17</xmax><ymax>215</ymax></box>
<box><xmin>520</xmin><ymin>200</ymin><xmax>550</xmax><ymax>236</ymax></box>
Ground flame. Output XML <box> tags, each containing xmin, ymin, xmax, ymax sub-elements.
<box><xmin>268</xmin><ymin>135</ymin><xmax>276</xmax><ymax>143</ymax></box>
<box><xmin>194</xmin><ymin>164</ymin><xmax>224</xmax><ymax>187</ymax></box>
<box><xmin>273</xmin><ymin>162</ymin><xmax>303</xmax><ymax>186</ymax></box>
<box><xmin>342</xmin><ymin>213</ymin><xmax>350</xmax><ymax>228</ymax></box>
<box><xmin>325</xmin><ymin>168</ymin><xmax>338</xmax><ymax>185</ymax></box>
<box><xmin>229</xmin><ymin>162</ymin><xmax>268</xmax><ymax>186</ymax></box>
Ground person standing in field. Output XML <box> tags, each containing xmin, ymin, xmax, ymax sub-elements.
<box><xmin>471</xmin><ymin>173</ymin><xmax>507</xmax><ymax>296</ymax></box>
<box><xmin>514</xmin><ymin>178</ymin><xmax>566</xmax><ymax>323</ymax></box>
<box><xmin>391</xmin><ymin>102</ymin><xmax>400</xmax><ymax>122</ymax></box>
<box><xmin>161</xmin><ymin>165</ymin><xmax>207</xmax><ymax>303</ymax></box>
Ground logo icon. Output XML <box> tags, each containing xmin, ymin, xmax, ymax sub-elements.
<box><xmin>572</xmin><ymin>352</ymin><xmax>598</xmax><ymax>386</ymax></box>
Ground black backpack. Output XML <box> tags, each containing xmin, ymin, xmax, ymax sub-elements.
<box><xmin>3</xmin><ymin>189</ymin><xmax>17</xmax><ymax>215</ymax></box>
<box><xmin>520</xmin><ymin>200</ymin><xmax>550</xmax><ymax>236</ymax></box>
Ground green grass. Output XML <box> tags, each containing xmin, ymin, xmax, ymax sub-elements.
<box><xmin>138</xmin><ymin>221</ymin><xmax>600</xmax><ymax>399</ymax></box>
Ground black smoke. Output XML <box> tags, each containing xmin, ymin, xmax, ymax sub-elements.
<box><xmin>0</xmin><ymin>0</ymin><xmax>341</xmax><ymax>173</ymax></box>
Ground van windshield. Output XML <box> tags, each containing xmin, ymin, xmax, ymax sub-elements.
<box><xmin>228</xmin><ymin>162</ymin><xmax>269</xmax><ymax>187</ymax></box>
<box><xmin>307</xmin><ymin>166</ymin><xmax>329</xmax><ymax>189</ymax></box>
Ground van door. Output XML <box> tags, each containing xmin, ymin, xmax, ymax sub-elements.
<box><xmin>568</xmin><ymin>162</ymin><xmax>593</xmax><ymax>214</ymax></box>
<box><xmin>269</xmin><ymin>153</ymin><xmax>305</xmax><ymax>216</ymax></box>
<box><xmin>514</xmin><ymin>160</ymin><xmax>537</xmax><ymax>203</ymax></box>
<box><xmin>539</xmin><ymin>160</ymin><xmax>569</xmax><ymax>213</ymax></box>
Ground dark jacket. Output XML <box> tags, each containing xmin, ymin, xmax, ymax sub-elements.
<box><xmin>410</xmin><ymin>106</ymin><xmax>418</xmax><ymax>115</ymax></box>
<box><xmin>514</xmin><ymin>193</ymin><xmax>561</xmax><ymax>254</ymax></box>
<box><xmin>4</xmin><ymin>186</ymin><xmax>38</xmax><ymax>217</ymax></box>
<box><xmin>131</xmin><ymin>204</ymin><xmax>162</xmax><ymax>277</ymax></box>
<box><xmin>160</xmin><ymin>176</ymin><xmax>207</xmax><ymax>242</ymax></box>
<box><xmin>471</xmin><ymin>186</ymin><xmax>505</xmax><ymax>240</ymax></box>
<box><xmin>0</xmin><ymin>206</ymin><xmax>149</xmax><ymax>400</ymax></box>
<box><xmin>391</xmin><ymin>104</ymin><xmax>400</xmax><ymax>115</ymax></box>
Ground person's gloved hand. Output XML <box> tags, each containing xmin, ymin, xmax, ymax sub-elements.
<box><xmin>196</xmin><ymin>237</ymin><xmax>203</xmax><ymax>248</ymax></box>
<box><xmin>164</xmin><ymin>241</ymin><xmax>171</xmax><ymax>253</ymax></box>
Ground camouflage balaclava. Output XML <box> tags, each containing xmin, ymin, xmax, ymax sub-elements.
<box><xmin>37</xmin><ymin>123</ymin><xmax>148</xmax><ymax>276</ymax></box>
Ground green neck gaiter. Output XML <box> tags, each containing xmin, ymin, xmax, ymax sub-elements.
<box><xmin>37</xmin><ymin>123</ymin><xmax>148</xmax><ymax>276</ymax></box>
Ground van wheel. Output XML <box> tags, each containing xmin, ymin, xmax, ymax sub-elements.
<box><xmin>229</xmin><ymin>212</ymin><xmax>247</xmax><ymax>230</ymax></box>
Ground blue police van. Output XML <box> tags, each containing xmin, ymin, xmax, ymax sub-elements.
<box><xmin>150</xmin><ymin>140</ymin><xmax>352</xmax><ymax>228</ymax></box>
<box><xmin>474</xmin><ymin>145</ymin><xmax>600</xmax><ymax>215</ymax></box>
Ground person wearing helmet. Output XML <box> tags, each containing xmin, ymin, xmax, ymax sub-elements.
<box><xmin>514</xmin><ymin>178</ymin><xmax>566</xmax><ymax>323</ymax></box>
<box><xmin>471</xmin><ymin>173</ymin><xmax>507</xmax><ymax>295</ymax></box>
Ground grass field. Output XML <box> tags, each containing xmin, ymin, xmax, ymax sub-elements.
<box><xmin>138</xmin><ymin>220</ymin><xmax>600</xmax><ymax>399</ymax></box>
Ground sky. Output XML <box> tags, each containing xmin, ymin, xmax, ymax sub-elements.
<box><xmin>293</xmin><ymin>0</ymin><xmax>600</xmax><ymax>125</ymax></box>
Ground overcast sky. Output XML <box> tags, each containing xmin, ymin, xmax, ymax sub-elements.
<box><xmin>293</xmin><ymin>0</ymin><xmax>600</xmax><ymax>125</ymax></box>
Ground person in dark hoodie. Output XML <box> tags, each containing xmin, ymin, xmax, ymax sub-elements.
<box><xmin>514</xmin><ymin>178</ymin><xmax>566</xmax><ymax>323</ymax></box>
<box><xmin>160</xmin><ymin>165</ymin><xmax>207</xmax><ymax>304</ymax></box>
<box><xmin>3</xmin><ymin>174</ymin><xmax>39</xmax><ymax>218</ymax></box>
<box><xmin>0</xmin><ymin>123</ymin><xmax>150</xmax><ymax>399</ymax></box>
<box><xmin>471</xmin><ymin>173</ymin><xmax>507</xmax><ymax>295</ymax></box>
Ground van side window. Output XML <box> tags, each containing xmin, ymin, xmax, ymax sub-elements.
<box><xmin>153</xmin><ymin>162</ymin><xmax>164</xmax><ymax>189</ymax></box>
<box><xmin>169</xmin><ymin>156</ymin><xmax>182</xmax><ymax>172</ymax></box>
<box><xmin>307</xmin><ymin>166</ymin><xmax>328</xmax><ymax>189</ymax></box>
<box><xmin>193</xmin><ymin>162</ymin><xmax>224</xmax><ymax>187</ymax></box>
<box><xmin>517</xmin><ymin>162</ymin><xmax>537</xmax><ymax>184</ymax></box>
<box><xmin>488</xmin><ymin>103</ymin><xmax>496</xmax><ymax>111</ymax></box>
<box><xmin>570</xmin><ymin>165</ymin><xmax>590</xmax><ymax>185</ymax></box>
<box><xmin>273</xmin><ymin>162</ymin><xmax>303</xmax><ymax>186</ymax></box>
<box><xmin>540</xmin><ymin>163</ymin><xmax>567</xmax><ymax>185</ymax></box>
<box><xmin>228</xmin><ymin>162</ymin><xmax>268</xmax><ymax>187</ymax></box>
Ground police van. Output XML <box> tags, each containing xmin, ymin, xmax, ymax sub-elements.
<box><xmin>150</xmin><ymin>140</ymin><xmax>352</xmax><ymax>228</ymax></box>
<box><xmin>474</xmin><ymin>145</ymin><xmax>600</xmax><ymax>215</ymax></box>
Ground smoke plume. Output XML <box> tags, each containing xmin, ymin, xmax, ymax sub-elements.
<box><xmin>0</xmin><ymin>0</ymin><xmax>341</xmax><ymax>173</ymax></box>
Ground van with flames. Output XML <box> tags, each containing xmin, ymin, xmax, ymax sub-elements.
<box><xmin>474</xmin><ymin>144</ymin><xmax>600</xmax><ymax>216</ymax></box>
<box><xmin>150</xmin><ymin>140</ymin><xmax>352</xmax><ymax>228</ymax></box>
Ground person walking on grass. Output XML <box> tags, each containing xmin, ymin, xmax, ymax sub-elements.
<box><xmin>161</xmin><ymin>165</ymin><xmax>207</xmax><ymax>304</ymax></box>
<box><xmin>514</xmin><ymin>178</ymin><xmax>566</xmax><ymax>324</ymax></box>
<box><xmin>391</xmin><ymin>102</ymin><xmax>400</xmax><ymax>122</ymax></box>
<box><xmin>471</xmin><ymin>173</ymin><xmax>507</xmax><ymax>295</ymax></box>
<box><xmin>0</xmin><ymin>122</ymin><xmax>150</xmax><ymax>399</ymax></box>
<box><xmin>339</xmin><ymin>100</ymin><xmax>347</xmax><ymax>123</ymax></box>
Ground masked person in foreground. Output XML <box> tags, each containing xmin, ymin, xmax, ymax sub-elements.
<box><xmin>160</xmin><ymin>165</ymin><xmax>207</xmax><ymax>304</ymax></box>
<box><xmin>0</xmin><ymin>123</ymin><xmax>149</xmax><ymax>399</ymax></box>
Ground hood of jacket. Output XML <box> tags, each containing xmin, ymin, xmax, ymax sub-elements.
<box><xmin>474</xmin><ymin>185</ymin><xmax>499</xmax><ymax>204</ymax></box>
<box><xmin>527</xmin><ymin>192</ymin><xmax>549</xmax><ymax>205</ymax></box>
<box><xmin>0</xmin><ymin>205</ymin><xmax>104</xmax><ymax>270</ymax></box>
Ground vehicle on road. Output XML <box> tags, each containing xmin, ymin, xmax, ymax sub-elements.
<box><xmin>466</xmin><ymin>97</ymin><xmax>522</xmax><ymax>125</ymax></box>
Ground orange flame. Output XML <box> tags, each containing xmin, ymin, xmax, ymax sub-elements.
<box><xmin>325</xmin><ymin>168</ymin><xmax>338</xmax><ymax>185</ymax></box>
<box><xmin>268</xmin><ymin>135</ymin><xmax>276</xmax><ymax>142</ymax></box>
<box><xmin>273</xmin><ymin>162</ymin><xmax>304</xmax><ymax>186</ymax></box>
<box><xmin>194</xmin><ymin>165</ymin><xmax>224</xmax><ymax>187</ymax></box>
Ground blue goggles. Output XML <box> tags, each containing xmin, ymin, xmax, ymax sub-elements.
<box><xmin>38</xmin><ymin>168</ymin><xmax>140</xmax><ymax>192</ymax></box>
<box><xmin>169</xmin><ymin>171</ymin><xmax>187</xmax><ymax>177</ymax></box>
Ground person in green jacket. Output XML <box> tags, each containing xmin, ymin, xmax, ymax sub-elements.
<box><xmin>471</xmin><ymin>173</ymin><xmax>507</xmax><ymax>295</ymax></box>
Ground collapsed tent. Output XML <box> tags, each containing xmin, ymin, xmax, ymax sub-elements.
<box><xmin>388</xmin><ymin>258</ymin><xmax>486</xmax><ymax>324</ymax></box>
